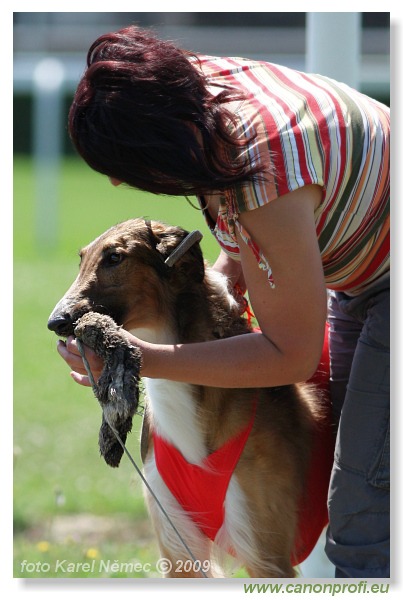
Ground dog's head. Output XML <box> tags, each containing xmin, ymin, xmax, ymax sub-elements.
<box><xmin>47</xmin><ymin>219</ymin><xmax>205</xmax><ymax>338</ymax></box>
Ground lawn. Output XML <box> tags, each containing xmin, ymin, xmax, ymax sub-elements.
<box><xmin>13</xmin><ymin>156</ymin><xmax>218</xmax><ymax>578</ymax></box>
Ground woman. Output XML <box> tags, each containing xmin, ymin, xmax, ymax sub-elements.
<box><xmin>57</xmin><ymin>26</ymin><xmax>390</xmax><ymax>577</ymax></box>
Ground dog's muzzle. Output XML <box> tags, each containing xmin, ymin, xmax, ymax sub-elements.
<box><xmin>47</xmin><ymin>313</ymin><xmax>74</xmax><ymax>337</ymax></box>
<box><xmin>47</xmin><ymin>296</ymin><xmax>87</xmax><ymax>337</ymax></box>
<box><xmin>47</xmin><ymin>311</ymin><xmax>75</xmax><ymax>336</ymax></box>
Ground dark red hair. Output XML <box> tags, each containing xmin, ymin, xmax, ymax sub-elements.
<box><xmin>68</xmin><ymin>26</ymin><xmax>263</xmax><ymax>196</ymax></box>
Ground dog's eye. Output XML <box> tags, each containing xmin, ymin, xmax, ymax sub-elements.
<box><xmin>105</xmin><ymin>252</ymin><xmax>124</xmax><ymax>267</ymax></box>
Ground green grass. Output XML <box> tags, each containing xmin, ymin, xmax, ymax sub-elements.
<box><xmin>14</xmin><ymin>156</ymin><xmax>217</xmax><ymax>262</ymax></box>
<box><xmin>13</xmin><ymin>156</ymin><xmax>220</xmax><ymax>578</ymax></box>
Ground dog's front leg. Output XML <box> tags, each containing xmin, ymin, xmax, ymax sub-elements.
<box><xmin>143</xmin><ymin>456</ymin><xmax>216</xmax><ymax>578</ymax></box>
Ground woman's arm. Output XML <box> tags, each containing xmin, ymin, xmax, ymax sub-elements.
<box><xmin>58</xmin><ymin>185</ymin><xmax>327</xmax><ymax>388</ymax></box>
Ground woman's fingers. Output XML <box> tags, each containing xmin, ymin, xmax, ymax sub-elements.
<box><xmin>70</xmin><ymin>371</ymin><xmax>92</xmax><ymax>387</ymax></box>
<box><xmin>57</xmin><ymin>336</ymin><xmax>104</xmax><ymax>386</ymax></box>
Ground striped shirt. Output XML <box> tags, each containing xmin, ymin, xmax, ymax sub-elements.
<box><xmin>196</xmin><ymin>56</ymin><xmax>390</xmax><ymax>296</ymax></box>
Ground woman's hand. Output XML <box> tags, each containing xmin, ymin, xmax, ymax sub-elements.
<box><xmin>57</xmin><ymin>336</ymin><xmax>104</xmax><ymax>387</ymax></box>
<box><xmin>213</xmin><ymin>249</ymin><xmax>247</xmax><ymax>294</ymax></box>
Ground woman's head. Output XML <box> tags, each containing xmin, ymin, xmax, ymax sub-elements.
<box><xmin>68</xmin><ymin>26</ymin><xmax>261</xmax><ymax>195</ymax></box>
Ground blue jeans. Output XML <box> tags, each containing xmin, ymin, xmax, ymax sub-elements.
<box><xmin>325</xmin><ymin>276</ymin><xmax>390</xmax><ymax>578</ymax></box>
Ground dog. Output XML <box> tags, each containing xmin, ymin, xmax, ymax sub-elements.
<box><xmin>48</xmin><ymin>218</ymin><xmax>333</xmax><ymax>578</ymax></box>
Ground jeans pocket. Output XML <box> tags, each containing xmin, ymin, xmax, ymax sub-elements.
<box><xmin>367</xmin><ymin>417</ymin><xmax>390</xmax><ymax>490</ymax></box>
<box><xmin>335</xmin><ymin>387</ymin><xmax>389</xmax><ymax>483</ymax></box>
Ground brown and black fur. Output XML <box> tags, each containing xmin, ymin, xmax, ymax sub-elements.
<box><xmin>48</xmin><ymin>218</ymin><xmax>327</xmax><ymax>578</ymax></box>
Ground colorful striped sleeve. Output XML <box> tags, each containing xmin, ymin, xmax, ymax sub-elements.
<box><xmin>198</xmin><ymin>56</ymin><xmax>390</xmax><ymax>295</ymax></box>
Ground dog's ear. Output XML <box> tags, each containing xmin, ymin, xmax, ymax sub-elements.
<box><xmin>150</xmin><ymin>222</ymin><xmax>205</xmax><ymax>283</ymax></box>
<box><xmin>142</xmin><ymin>220</ymin><xmax>174</xmax><ymax>277</ymax></box>
<box><xmin>155</xmin><ymin>232</ymin><xmax>182</xmax><ymax>258</ymax></box>
<box><xmin>172</xmin><ymin>237</ymin><xmax>205</xmax><ymax>284</ymax></box>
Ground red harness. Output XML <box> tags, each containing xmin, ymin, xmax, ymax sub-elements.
<box><xmin>153</xmin><ymin>325</ymin><xmax>334</xmax><ymax>566</ymax></box>
<box><xmin>153</xmin><ymin>400</ymin><xmax>257</xmax><ymax>541</ymax></box>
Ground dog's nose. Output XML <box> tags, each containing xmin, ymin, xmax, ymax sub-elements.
<box><xmin>47</xmin><ymin>314</ymin><xmax>73</xmax><ymax>336</ymax></box>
